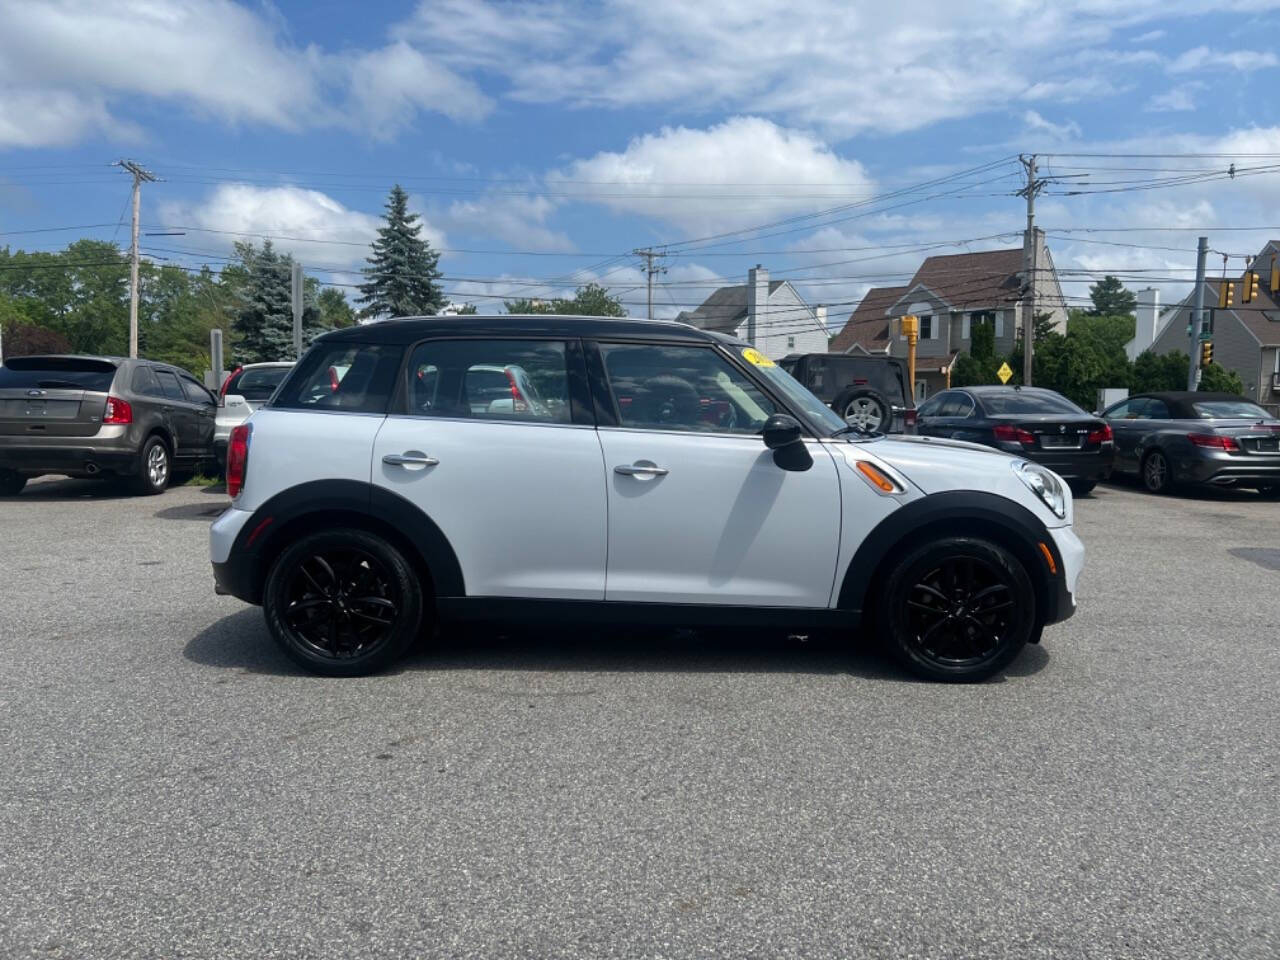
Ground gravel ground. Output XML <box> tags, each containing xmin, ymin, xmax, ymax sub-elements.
<box><xmin>0</xmin><ymin>475</ymin><xmax>1276</xmax><ymax>959</ymax></box>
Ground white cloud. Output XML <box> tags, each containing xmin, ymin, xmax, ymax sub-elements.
<box><xmin>399</xmin><ymin>0</ymin><xmax>1275</xmax><ymax>138</ymax></box>
<box><xmin>550</xmin><ymin>117</ymin><xmax>874</xmax><ymax>235</ymax></box>
<box><xmin>0</xmin><ymin>0</ymin><xmax>489</xmax><ymax>149</ymax></box>
<box><xmin>159</xmin><ymin>184</ymin><xmax>444</xmax><ymax>266</ymax></box>
<box><xmin>440</xmin><ymin>193</ymin><xmax>574</xmax><ymax>253</ymax></box>
<box><xmin>1132</xmin><ymin>29</ymin><xmax>1166</xmax><ymax>43</ymax></box>
<box><xmin>1145</xmin><ymin>84</ymin><xmax>1202</xmax><ymax>112</ymax></box>
<box><xmin>1023</xmin><ymin>110</ymin><xmax>1083</xmax><ymax>141</ymax></box>
<box><xmin>1168</xmin><ymin>46</ymin><xmax>1279</xmax><ymax>73</ymax></box>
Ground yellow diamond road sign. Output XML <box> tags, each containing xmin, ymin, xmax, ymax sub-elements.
<box><xmin>997</xmin><ymin>361</ymin><xmax>1013</xmax><ymax>384</ymax></box>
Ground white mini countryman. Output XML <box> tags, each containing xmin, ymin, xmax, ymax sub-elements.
<box><xmin>211</xmin><ymin>315</ymin><xmax>1083</xmax><ymax>682</ymax></box>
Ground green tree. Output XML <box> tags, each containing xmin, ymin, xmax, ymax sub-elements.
<box><xmin>1131</xmin><ymin>350</ymin><xmax>1187</xmax><ymax>393</ymax></box>
<box><xmin>970</xmin><ymin>314</ymin><xmax>995</xmax><ymax>362</ymax></box>
<box><xmin>358</xmin><ymin>184</ymin><xmax>443</xmax><ymax>319</ymax></box>
<box><xmin>505</xmin><ymin>282</ymin><xmax>626</xmax><ymax>317</ymax></box>
<box><xmin>315</xmin><ymin>286</ymin><xmax>356</xmax><ymax>329</ymax></box>
<box><xmin>232</xmin><ymin>242</ymin><xmax>317</xmax><ymax>363</ymax></box>
<box><xmin>1198</xmin><ymin>362</ymin><xmax>1245</xmax><ymax>394</ymax></box>
<box><xmin>1089</xmin><ymin>275</ymin><xmax>1136</xmax><ymax>317</ymax></box>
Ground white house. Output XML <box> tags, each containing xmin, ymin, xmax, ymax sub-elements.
<box><xmin>675</xmin><ymin>265</ymin><xmax>830</xmax><ymax>359</ymax></box>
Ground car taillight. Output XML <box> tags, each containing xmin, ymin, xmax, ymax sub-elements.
<box><xmin>218</xmin><ymin>365</ymin><xmax>242</xmax><ymax>402</ymax></box>
<box><xmin>903</xmin><ymin>409</ymin><xmax>918</xmax><ymax>428</ymax></box>
<box><xmin>993</xmin><ymin>424</ymin><xmax>1035</xmax><ymax>445</ymax></box>
<box><xmin>505</xmin><ymin>369</ymin><xmax>528</xmax><ymax>413</ymax></box>
<box><xmin>329</xmin><ymin>367</ymin><xmax>340</xmax><ymax>393</ymax></box>
<box><xmin>226</xmin><ymin>423</ymin><xmax>251</xmax><ymax>498</ymax></box>
<box><xmin>1188</xmin><ymin>432</ymin><xmax>1239</xmax><ymax>452</ymax></box>
<box><xmin>103</xmin><ymin>396</ymin><xmax>132</xmax><ymax>424</ymax></box>
<box><xmin>1087</xmin><ymin>423</ymin><xmax>1113</xmax><ymax>445</ymax></box>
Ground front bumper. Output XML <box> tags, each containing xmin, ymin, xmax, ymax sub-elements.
<box><xmin>1046</xmin><ymin>525</ymin><xmax>1084</xmax><ymax>624</ymax></box>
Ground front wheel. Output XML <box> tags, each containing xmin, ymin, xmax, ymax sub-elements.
<box><xmin>0</xmin><ymin>469</ymin><xmax>26</xmax><ymax>496</ymax></box>
<box><xmin>879</xmin><ymin>537</ymin><xmax>1036</xmax><ymax>682</ymax></box>
<box><xmin>263</xmin><ymin>529</ymin><xmax>423</xmax><ymax>676</ymax></box>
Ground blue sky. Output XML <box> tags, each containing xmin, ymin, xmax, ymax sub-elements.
<box><xmin>3</xmin><ymin>0</ymin><xmax>1280</xmax><ymax>324</ymax></box>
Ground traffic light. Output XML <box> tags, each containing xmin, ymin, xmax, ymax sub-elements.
<box><xmin>1243</xmin><ymin>271</ymin><xmax>1259</xmax><ymax>303</ymax></box>
<box><xmin>1201</xmin><ymin>340</ymin><xmax>1214</xmax><ymax>366</ymax></box>
<box><xmin>1219</xmin><ymin>281</ymin><xmax>1235</xmax><ymax>308</ymax></box>
<box><xmin>1271</xmin><ymin>256</ymin><xmax>1278</xmax><ymax>294</ymax></box>
<box><xmin>900</xmin><ymin>314</ymin><xmax>919</xmax><ymax>340</ymax></box>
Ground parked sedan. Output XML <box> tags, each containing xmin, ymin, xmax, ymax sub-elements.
<box><xmin>916</xmin><ymin>386</ymin><xmax>1114</xmax><ymax>494</ymax></box>
<box><xmin>1101</xmin><ymin>391</ymin><xmax>1280</xmax><ymax>495</ymax></box>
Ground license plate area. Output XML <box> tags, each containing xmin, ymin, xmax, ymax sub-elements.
<box><xmin>1040</xmin><ymin>435</ymin><xmax>1083</xmax><ymax>449</ymax></box>
<box><xmin>1248</xmin><ymin>437</ymin><xmax>1279</xmax><ymax>453</ymax></box>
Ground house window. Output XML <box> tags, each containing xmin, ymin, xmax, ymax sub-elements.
<box><xmin>1204</xmin><ymin>310</ymin><xmax>1215</xmax><ymax>335</ymax></box>
<box><xmin>787</xmin><ymin>335</ymin><xmax>795</xmax><ymax>349</ymax></box>
<box><xmin>919</xmin><ymin>315</ymin><xmax>932</xmax><ymax>339</ymax></box>
<box><xmin>915</xmin><ymin>380</ymin><xmax>928</xmax><ymax>402</ymax></box>
<box><xmin>966</xmin><ymin>311</ymin><xmax>996</xmax><ymax>342</ymax></box>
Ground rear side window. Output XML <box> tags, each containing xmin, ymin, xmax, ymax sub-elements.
<box><xmin>131</xmin><ymin>366</ymin><xmax>164</xmax><ymax>397</ymax></box>
<box><xmin>154</xmin><ymin>370</ymin><xmax>186</xmax><ymax>401</ymax></box>
<box><xmin>402</xmin><ymin>339</ymin><xmax>571</xmax><ymax>423</ymax></box>
<box><xmin>0</xmin><ymin>357</ymin><xmax>117</xmax><ymax>392</ymax></box>
<box><xmin>272</xmin><ymin>342</ymin><xmax>401</xmax><ymax>414</ymax></box>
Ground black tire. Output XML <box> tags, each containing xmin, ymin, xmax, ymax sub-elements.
<box><xmin>129</xmin><ymin>435</ymin><xmax>171</xmax><ymax>496</ymax></box>
<box><xmin>0</xmin><ymin>469</ymin><xmax>26</xmax><ymax>496</ymax></box>
<box><xmin>263</xmin><ymin>528</ymin><xmax>423</xmax><ymax>677</ymax></box>
<box><xmin>1141</xmin><ymin>449</ymin><xmax>1173</xmax><ymax>494</ymax></box>
<box><xmin>833</xmin><ymin>387</ymin><xmax>891</xmax><ymax>433</ymax></box>
<box><xmin>878</xmin><ymin>536</ymin><xmax>1036</xmax><ymax>683</ymax></box>
<box><xmin>1068</xmin><ymin>478</ymin><xmax>1097</xmax><ymax>496</ymax></box>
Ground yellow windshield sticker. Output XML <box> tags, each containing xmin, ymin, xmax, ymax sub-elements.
<box><xmin>742</xmin><ymin>348</ymin><xmax>775</xmax><ymax>367</ymax></box>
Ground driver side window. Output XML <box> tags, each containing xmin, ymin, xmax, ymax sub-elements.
<box><xmin>598</xmin><ymin>343</ymin><xmax>776</xmax><ymax>434</ymax></box>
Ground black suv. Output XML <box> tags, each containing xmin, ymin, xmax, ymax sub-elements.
<box><xmin>778</xmin><ymin>353</ymin><xmax>915</xmax><ymax>433</ymax></box>
<box><xmin>0</xmin><ymin>354</ymin><xmax>218</xmax><ymax>496</ymax></box>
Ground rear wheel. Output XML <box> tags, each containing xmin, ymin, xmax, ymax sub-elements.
<box><xmin>879</xmin><ymin>537</ymin><xmax>1036</xmax><ymax>682</ymax></box>
<box><xmin>263</xmin><ymin>529</ymin><xmax>423</xmax><ymax>676</ymax></box>
<box><xmin>129</xmin><ymin>436</ymin><xmax>170</xmax><ymax>496</ymax></box>
<box><xmin>1141</xmin><ymin>449</ymin><xmax>1172</xmax><ymax>494</ymax></box>
<box><xmin>0</xmin><ymin>469</ymin><xmax>26</xmax><ymax>496</ymax></box>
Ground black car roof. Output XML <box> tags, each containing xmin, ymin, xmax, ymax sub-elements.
<box><xmin>962</xmin><ymin>385</ymin><xmax>1061</xmax><ymax>395</ymax></box>
<box><xmin>1137</xmin><ymin>391</ymin><xmax>1243</xmax><ymax>403</ymax></box>
<box><xmin>318</xmin><ymin>314</ymin><xmax>717</xmax><ymax>346</ymax></box>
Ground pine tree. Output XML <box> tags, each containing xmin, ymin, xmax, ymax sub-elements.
<box><xmin>232</xmin><ymin>241</ymin><xmax>309</xmax><ymax>363</ymax></box>
<box><xmin>358</xmin><ymin>185</ymin><xmax>443</xmax><ymax>319</ymax></box>
<box><xmin>1088</xmin><ymin>275</ymin><xmax>1137</xmax><ymax>317</ymax></box>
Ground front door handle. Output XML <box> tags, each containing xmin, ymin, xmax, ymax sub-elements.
<box><xmin>383</xmin><ymin>453</ymin><xmax>439</xmax><ymax>466</ymax></box>
<box><xmin>614</xmin><ymin>463</ymin><xmax>669</xmax><ymax>477</ymax></box>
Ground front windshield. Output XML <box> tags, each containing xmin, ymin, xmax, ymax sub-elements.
<box><xmin>743</xmin><ymin>351</ymin><xmax>848</xmax><ymax>434</ymax></box>
<box><xmin>1192</xmin><ymin>399</ymin><xmax>1273</xmax><ymax>420</ymax></box>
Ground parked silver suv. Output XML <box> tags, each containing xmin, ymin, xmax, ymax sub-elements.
<box><xmin>0</xmin><ymin>354</ymin><xmax>217</xmax><ymax>496</ymax></box>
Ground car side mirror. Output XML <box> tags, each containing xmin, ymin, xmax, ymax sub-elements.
<box><xmin>762</xmin><ymin>414</ymin><xmax>812</xmax><ymax>472</ymax></box>
<box><xmin>763</xmin><ymin>413</ymin><xmax>802</xmax><ymax>449</ymax></box>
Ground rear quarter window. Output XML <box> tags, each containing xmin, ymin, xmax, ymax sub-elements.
<box><xmin>272</xmin><ymin>343</ymin><xmax>401</xmax><ymax>414</ymax></box>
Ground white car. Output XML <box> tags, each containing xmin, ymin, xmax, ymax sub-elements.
<box><xmin>213</xmin><ymin>362</ymin><xmax>294</xmax><ymax>465</ymax></box>
<box><xmin>211</xmin><ymin>316</ymin><xmax>1083</xmax><ymax>682</ymax></box>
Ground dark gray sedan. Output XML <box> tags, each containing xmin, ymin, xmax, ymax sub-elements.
<box><xmin>1101</xmin><ymin>391</ymin><xmax>1280</xmax><ymax>494</ymax></box>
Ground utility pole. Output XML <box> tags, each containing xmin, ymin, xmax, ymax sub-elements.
<box><xmin>1016</xmin><ymin>155</ymin><xmax>1044</xmax><ymax>387</ymax></box>
<box><xmin>633</xmin><ymin>247</ymin><xmax>667</xmax><ymax>320</ymax></box>
<box><xmin>1188</xmin><ymin>237</ymin><xmax>1208</xmax><ymax>391</ymax></box>
<box><xmin>114</xmin><ymin>160</ymin><xmax>157</xmax><ymax>359</ymax></box>
<box><xmin>291</xmin><ymin>260</ymin><xmax>304</xmax><ymax>360</ymax></box>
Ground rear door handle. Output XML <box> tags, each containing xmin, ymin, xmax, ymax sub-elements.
<box><xmin>383</xmin><ymin>453</ymin><xmax>439</xmax><ymax>466</ymax></box>
<box><xmin>614</xmin><ymin>463</ymin><xmax>669</xmax><ymax>477</ymax></box>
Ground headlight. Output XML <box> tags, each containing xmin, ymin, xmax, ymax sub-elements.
<box><xmin>1012</xmin><ymin>460</ymin><xmax>1066</xmax><ymax>519</ymax></box>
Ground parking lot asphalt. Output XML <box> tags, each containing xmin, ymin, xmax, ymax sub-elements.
<box><xmin>0</xmin><ymin>476</ymin><xmax>1277</xmax><ymax>959</ymax></box>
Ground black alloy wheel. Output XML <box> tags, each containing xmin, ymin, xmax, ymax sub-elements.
<box><xmin>264</xmin><ymin>529</ymin><xmax>423</xmax><ymax>676</ymax></box>
<box><xmin>881</xmin><ymin>537</ymin><xmax>1036</xmax><ymax>682</ymax></box>
<box><xmin>1141</xmin><ymin>449</ymin><xmax>1172</xmax><ymax>494</ymax></box>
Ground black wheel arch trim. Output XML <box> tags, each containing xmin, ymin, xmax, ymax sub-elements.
<box><xmin>837</xmin><ymin>490</ymin><xmax>1071</xmax><ymax>626</ymax></box>
<box><xmin>217</xmin><ymin>479</ymin><xmax>464</xmax><ymax>605</ymax></box>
